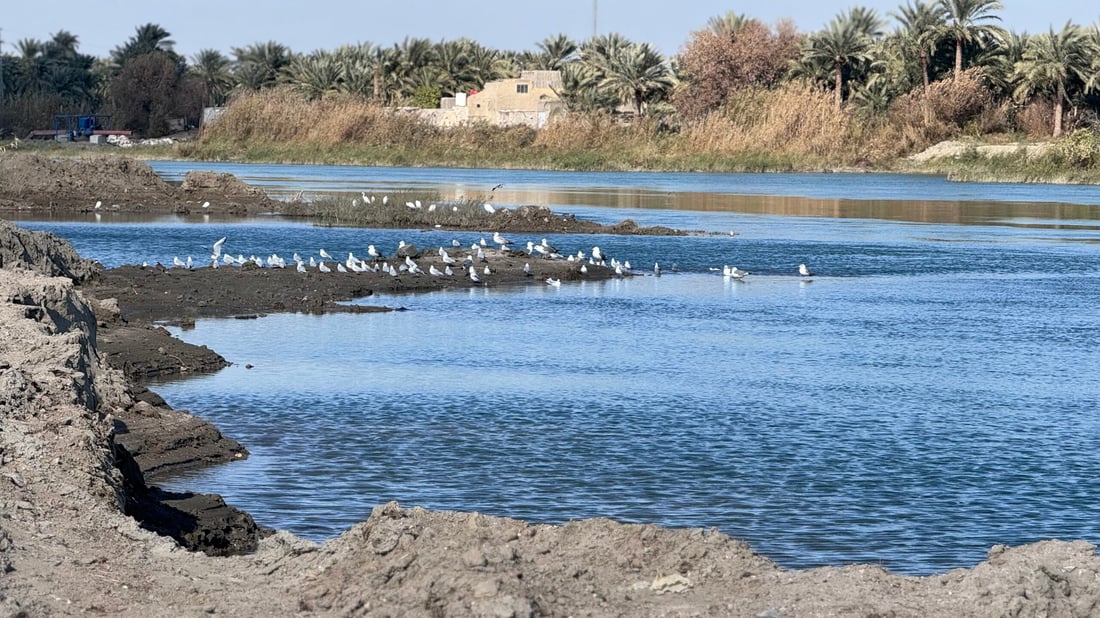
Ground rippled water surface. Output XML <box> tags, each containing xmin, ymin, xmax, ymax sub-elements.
<box><xmin>18</xmin><ymin>165</ymin><xmax>1100</xmax><ymax>576</ymax></box>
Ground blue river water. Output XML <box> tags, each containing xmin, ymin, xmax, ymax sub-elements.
<box><xmin>15</xmin><ymin>164</ymin><xmax>1100</xmax><ymax>576</ymax></box>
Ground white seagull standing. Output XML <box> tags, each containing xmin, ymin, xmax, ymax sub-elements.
<box><xmin>320</xmin><ymin>249</ymin><xmax>333</xmax><ymax>260</ymax></box>
<box><xmin>318</xmin><ymin>262</ymin><xmax>331</xmax><ymax>273</ymax></box>
<box><xmin>799</xmin><ymin>263</ymin><xmax>815</xmax><ymax>277</ymax></box>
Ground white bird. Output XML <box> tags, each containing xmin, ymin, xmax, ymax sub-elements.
<box><xmin>428</xmin><ymin>204</ymin><xmax>437</xmax><ymax>212</ymax></box>
<box><xmin>296</xmin><ymin>261</ymin><xmax>306</xmax><ymax>273</ymax></box>
<box><xmin>615</xmin><ymin>264</ymin><xmax>623</xmax><ymax>276</ymax></box>
<box><xmin>318</xmin><ymin>262</ymin><xmax>331</xmax><ymax>273</ymax></box>
<box><xmin>799</xmin><ymin>263</ymin><xmax>815</xmax><ymax>277</ymax></box>
<box><xmin>337</xmin><ymin>263</ymin><xmax>348</xmax><ymax>273</ymax></box>
<box><xmin>451</xmin><ymin>239</ymin><xmax>460</xmax><ymax>247</ymax></box>
<box><xmin>654</xmin><ymin>262</ymin><xmax>661</xmax><ymax>276</ymax></box>
<box><xmin>580</xmin><ymin>264</ymin><xmax>588</xmax><ymax>274</ymax></box>
<box><xmin>211</xmin><ymin>236</ymin><xmax>227</xmax><ymax>260</ymax></box>
<box><xmin>483</xmin><ymin>203</ymin><xmax>496</xmax><ymax>214</ymax></box>
<box><xmin>623</xmin><ymin>260</ymin><xmax>632</xmax><ymax>271</ymax></box>
<box><xmin>523</xmin><ymin>262</ymin><xmax>531</xmax><ymax>277</ymax></box>
<box><xmin>309</xmin><ymin>256</ymin><xmax>317</xmax><ymax>267</ymax></box>
<box><xmin>469</xmin><ymin>266</ymin><xmax>481</xmax><ymax>284</ymax></box>
<box><xmin>479</xmin><ymin>237</ymin><xmax>488</xmax><ymax>247</ymax></box>
<box><xmin>367</xmin><ymin>244</ymin><xmax>382</xmax><ymax>260</ymax></box>
<box><xmin>440</xmin><ymin>249</ymin><xmax>457</xmax><ymax>265</ymax></box>
<box><xmin>493</xmin><ymin>231</ymin><xmax>512</xmax><ymax>250</ymax></box>
<box><xmin>185</xmin><ymin>256</ymin><xmax>193</xmax><ymax>270</ymax></box>
<box><xmin>94</xmin><ymin>200</ymin><xmax>102</xmax><ymax>210</ymax></box>
<box><xmin>202</xmin><ymin>201</ymin><xmax>210</xmax><ymax>209</ymax></box>
<box><xmin>173</xmin><ymin>256</ymin><xmax>186</xmax><ymax>268</ymax></box>
<box><xmin>723</xmin><ymin>265</ymin><xmax>748</xmax><ymax>279</ymax></box>
<box><xmin>223</xmin><ymin>254</ymin><xmax>234</xmax><ymax>265</ymax></box>
<box><xmin>546</xmin><ymin>277</ymin><xmax>561</xmax><ymax>287</ymax></box>
<box><xmin>429</xmin><ymin>265</ymin><xmax>445</xmax><ymax>277</ymax></box>
<box><xmin>483</xmin><ymin>265</ymin><xmax>491</xmax><ymax>275</ymax></box>
<box><xmin>444</xmin><ymin>265</ymin><xmax>454</xmax><ymax>276</ymax></box>
<box><xmin>540</xmin><ymin>238</ymin><xmax>558</xmax><ymax>254</ymax></box>
<box><xmin>320</xmin><ymin>249</ymin><xmax>333</xmax><ymax>260</ymax></box>
<box><xmin>415</xmin><ymin>199</ymin><xmax>422</xmax><ymax>209</ymax></box>
<box><xmin>592</xmin><ymin>246</ymin><xmax>604</xmax><ymax>264</ymax></box>
<box><xmin>382</xmin><ymin>195</ymin><xmax>389</xmax><ymax>205</ymax></box>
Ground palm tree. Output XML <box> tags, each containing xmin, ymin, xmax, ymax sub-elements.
<box><xmin>536</xmin><ymin>34</ymin><xmax>578</xmax><ymax>71</ymax></box>
<box><xmin>1012</xmin><ymin>22</ymin><xmax>1096</xmax><ymax>137</ymax></box>
<box><xmin>111</xmin><ymin>23</ymin><xmax>175</xmax><ymax>66</ymax></box>
<box><xmin>892</xmin><ymin>0</ymin><xmax>947</xmax><ymax>93</ymax></box>
<box><xmin>940</xmin><ymin>0</ymin><xmax>1004</xmax><ymax>77</ymax></box>
<box><xmin>801</xmin><ymin>7</ymin><xmax>884</xmax><ymax>110</ymax></box>
<box><xmin>707</xmin><ymin>11</ymin><xmax>751</xmax><ymax>39</ymax></box>
<box><xmin>232</xmin><ymin>41</ymin><xmax>294</xmax><ymax>90</ymax></box>
<box><xmin>288</xmin><ymin>52</ymin><xmax>341</xmax><ymax>100</ymax></box>
<box><xmin>595</xmin><ymin>41</ymin><xmax>676</xmax><ymax>117</ymax></box>
<box><xmin>190</xmin><ymin>49</ymin><xmax>233</xmax><ymax>106</ymax></box>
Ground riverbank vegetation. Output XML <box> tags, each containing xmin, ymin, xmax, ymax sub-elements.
<box><xmin>5</xmin><ymin>1</ymin><xmax>1100</xmax><ymax>181</ymax></box>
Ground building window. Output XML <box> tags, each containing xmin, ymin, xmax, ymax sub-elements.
<box><xmin>516</xmin><ymin>84</ymin><xmax>529</xmax><ymax>94</ymax></box>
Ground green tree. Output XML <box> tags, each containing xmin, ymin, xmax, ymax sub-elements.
<box><xmin>111</xmin><ymin>23</ymin><xmax>176</xmax><ymax>67</ymax></box>
<box><xmin>1012</xmin><ymin>22</ymin><xmax>1097</xmax><ymax>137</ymax></box>
<box><xmin>940</xmin><ymin>0</ymin><xmax>1004</xmax><ymax>77</ymax></box>
<box><xmin>232</xmin><ymin>41</ymin><xmax>294</xmax><ymax>90</ymax></box>
<box><xmin>288</xmin><ymin>52</ymin><xmax>341</xmax><ymax>100</ymax></box>
<box><xmin>535</xmin><ymin>34</ymin><xmax>578</xmax><ymax>70</ymax></box>
<box><xmin>189</xmin><ymin>49</ymin><xmax>233</xmax><ymax>106</ymax></box>
<box><xmin>592</xmin><ymin>40</ymin><xmax>676</xmax><ymax>117</ymax></box>
<box><xmin>707</xmin><ymin>11</ymin><xmax>751</xmax><ymax>39</ymax></box>
<box><xmin>892</xmin><ymin>0</ymin><xmax>947</xmax><ymax>93</ymax></box>
<box><xmin>109</xmin><ymin>50</ymin><xmax>183</xmax><ymax>136</ymax></box>
<box><xmin>800</xmin><ymin>7</ymin><xmax>884</xmax><ymax>110</ymax></box>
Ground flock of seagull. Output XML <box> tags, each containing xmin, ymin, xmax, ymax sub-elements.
<box><xmin>166</xmin><ymin>231</ymin><xmax>645</xmax><ymax>287</ymax></box>
<box><xmin>166</xmin><ymin>231</ymin><xmax>817</xmax><ymax>286</ymax></box>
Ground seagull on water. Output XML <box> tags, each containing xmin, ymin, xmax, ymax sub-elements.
<box><xmin>546</xmin><ymin>277</ymin><xmax>561</xmax><ymax>287</ymax></box>
<box><xmin>654</xmin><ymin>262</ymin><xmax>661</xmax><ymax>277</ymax></box>
<box><xmin>799</xmin><ymin>263</ymin><xmax>815</xmax><ymax>277</ymax></box>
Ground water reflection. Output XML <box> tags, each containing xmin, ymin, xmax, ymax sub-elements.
<box><xmin>145</xmin><ymin>161</ymin><xmax>1100</xmax><ymax>228</ymax></box>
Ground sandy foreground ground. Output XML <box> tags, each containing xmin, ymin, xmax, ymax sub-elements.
<box><xmin>2</xmin><ymin>154</ymin><xmax>1100</xmax><ymax>617</ymax></box>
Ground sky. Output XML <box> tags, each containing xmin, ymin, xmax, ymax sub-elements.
<box><xmin>2</xmin><ymin>0</ymin><xmax>1097</xmax><ymax>61</ymax></box>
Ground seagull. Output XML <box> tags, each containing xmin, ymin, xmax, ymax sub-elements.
<box><xmin>382</xmin><ymin>195</ymin><xmax>389</xmax><ymax>205</ymax></box>
<box><xmin>318</xmin><ymin>262</ymin><xmax>331</xmax><ymax>273</ymax></box>
<box><xmin>320</xmin><ymin>249</ymin><xmax>333</xmax><ymax>260</ymax></box>
<box><xmin>451</xmin><ymin>239</ymin><xmax>461</xmax><ymax>247</ymax></box>
<box><xmin>654</xmin><ymin>262</ymin><xmax>661</xmax><ymax>277</ymax></box>
<box><xmin>483</xmin><ymin>265</ymin><xmax>491</xmax><ymax>275</ymax></box>
<box><xmin>296</xmin><ymin>261</ymin><xmax>307</xmax><ymax>273</ymax></box>
<box><xmin>173</xmin><ymin>256</ymin><xmax>186</xmax><ymax>268</ymax></box>
<box><xmin>444</xmin><ymin>265</ymin><xmax>454</xmax><ymax>276</ymax></box>
<box><xmin>367</xmin><ymin>244</ymin><xmax>383</xmax><ymax>260</ymax></box>
<box><xmin>223</xmin><ymin>254</ymin><xmax>234</xmax><ymax>266</ymax></box>
<box><xmin>723</xmin><ymin>265</ymin><xmax>748</xmax><ymax>279</ymax></box>
<box><xmin>94</xmin><ymin>200</ymin><xmax>102</xmax><ymax>210</ymax></box>
<box><xmin>540</xmin><ymin>238</ymin><xmax>558</xmax><ymax>254</ymax></box>
<box><xmin>469</xmin><ymin>266</ymin><xmax>481</xmax><ymax>284</ymax></box>
<box><xmin>493</xmin><ymin>231</ymin><xmax>512</xmax><ymax>250</ymax></box>
<box><xmin>202</xmin><ymin>201</ymin><xmax>210</xmax><ymax>209</ymax></box>
<box><xmin>491</xmin><ymin>183</ymin><xmax>504</xmax><ymax>191</ymax></box>
<box><xmin>429</xmin><ymin>265</ymin><xmax>445</xmax><ymax>277</ymax></box>
<box><xmin>592</xmin><ymin>246</ymin><xmax>604</xmax><ymax>264</ymax></box>
<box><xmin>211</xmin><ymin>236</ymin><xmax>227</xmax><ymax>260</ymax></box>
<box><xmin>580</xmin><ymin>264</ymin><xmax>588</xmax><ymax>274</ymax></box>
<box><xmin>546</xmin><ymin>277</ymin><xmax>561</xmax><ymax>287</ymax></box>
<box><xmin>337</xmin><ymin>263</ymin><xmax>348</xmax><ymax>273</ymax></box>
<box><xmin>483</xmin><ymin>203</ymin><xmax>496</xmax><ymax>215</ymax></box>
<box><xmin>523</xmin><ymin>262</ymin><xmax>531</xmax><ymax>277</ymax></box>
<box><xmin>799</xmin><ymin>263</ymin><xmax>815</xmax><ymax>277</ymax></box>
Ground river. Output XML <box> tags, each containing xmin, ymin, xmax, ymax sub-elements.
<box><xmin>16</xmin><ymin>163</ymin><xmax>1100</xmax><ymax>576</ymax></box>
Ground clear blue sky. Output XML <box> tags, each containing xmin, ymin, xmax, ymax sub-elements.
<box><xmin>2</xmin><ymin>0</ymin><xmax>1097</xmax><ymax>60</ymax></box>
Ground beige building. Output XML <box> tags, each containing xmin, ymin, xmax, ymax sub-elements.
<box><xmin>419</xmin><ymin>70</ymin><xmax>564</xmax><ymax>129</ymax></box>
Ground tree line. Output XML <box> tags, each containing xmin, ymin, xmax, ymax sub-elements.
<box><xmin>2</xmin><ymin>0</ymin><xmax>1099</xmax><ymax>141</ymax></box>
